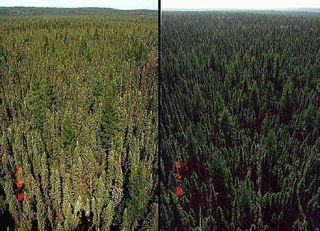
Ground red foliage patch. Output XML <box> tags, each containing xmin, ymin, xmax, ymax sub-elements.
<box><xmin>17</xmin><ymin>192</ymin><xmax>24</xmax><ymax>202</ymax></box>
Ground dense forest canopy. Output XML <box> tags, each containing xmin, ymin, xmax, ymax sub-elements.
<box><xmin>0</xmin><ymin>12</ymin><xmax>158</xmax><ymax>230</ymax></box>
<box><xmin>0</xmin><ymin>7</ymin><xmax>157</xmax><ymax>16</ymax></box>
<box><xmin>160</xmin><ymin>12</ymin><xmax>320</xmax><ymax>231</ymax></box>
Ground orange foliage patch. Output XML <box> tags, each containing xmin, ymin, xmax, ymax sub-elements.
<box><xmin>16</xmin><ymin>178</ymin><xmax>24</xmax><ymax>190</ymax></box>
<box><xmin>15</xmin><ymin>167</ymin><xmax>23</xmax><ymax>174</ymax></box>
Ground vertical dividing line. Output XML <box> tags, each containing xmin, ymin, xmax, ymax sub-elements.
<box><xmin>158</xmin><ymin>0</ymin><xmax>161</xmax><ymax>229</ymax></box>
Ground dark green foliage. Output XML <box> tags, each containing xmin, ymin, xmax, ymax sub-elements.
<box><xmin>99</xmin><ymin>91</ymin><xmax>116</xmax><ymax>149</ymax></box>
<box><xmin>239</xmin><ymin>180</ymin><xmax>252</xmax><ymax>212</ymax></box>
<box><xmin>27</xmin><ymin>77</ymin><xmax>45</xmax><ymax>130</ymax></box>
<box><xmin>207</xmin><ymin>153</ymin><xmax>229</xmax><ymax>186</ymax></box>
<box><xmin>279</xmin><ymin>80</ymin><xmax>294</xmax><ymax>123</ymax></box>
<box><xmin>89</xmin><ymin>74</ymin><xmax>104</xmax><ymax>111</ymax></box>
<box><xmin>218</xmin><ymin>107</ymin><xmax>235</xmax><ymax>145</ymax></box>
<box><xmin>60</xmin><ymin>109</ymin><xmax>75</xmax><ymax>148</ymax></box>
<box><xmin>27</xmin><ymin>77</ymin><xmax>56</xmax><ymax>130</ymax></box>
<box><xmin>160</xmin><ymin>12</ymin><xmax>320</xmax><ymax>231</ymax></box>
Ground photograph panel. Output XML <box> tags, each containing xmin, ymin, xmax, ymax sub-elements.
<box><xmin>160</xmin><ymin>1</ymin><xmax>320</xmax><ymax>230</ymax></box>
<box><xmin>0</xmin><ymin>1</ymin><xmax>158</xmax><ymax>230</ymax></box>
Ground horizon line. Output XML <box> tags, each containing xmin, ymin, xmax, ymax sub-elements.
<box><xmin>162</xmin><ymin>7</ymin><xmax>320</xmax><ymax>11</ymax></box>
<box><xmin>0</xmin><ymin>6</ymin><xmax>157</xmax><ymax>11</ymax></box>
